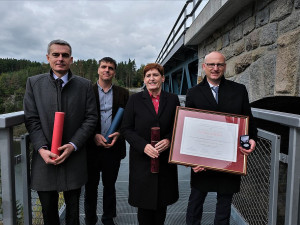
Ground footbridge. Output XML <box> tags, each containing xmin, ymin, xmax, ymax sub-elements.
<box><xmin>154</xmin><ymin>0</ymin><xmax>300</xmax><ymax>224</ymax></box>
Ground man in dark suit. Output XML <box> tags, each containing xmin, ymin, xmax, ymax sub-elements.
<box><xmin>84</xmin><ymin>57</ymin><xmax>129</xmax><ymax>225</ymax></box>
<box><xmin>24</xmin><ymin>39</ymin><xmax>98</xmax><ymax>225</ymax></box>
<box><xmin>185</xmin><ymin>51</ymin><xmax>258</xmax><ymax>225</ymax></box>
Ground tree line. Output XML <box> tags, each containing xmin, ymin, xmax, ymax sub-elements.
<box><xmin>0</xmin><ymin>58</ymin><xmax>145</xmax><ymax>114</ymax></box>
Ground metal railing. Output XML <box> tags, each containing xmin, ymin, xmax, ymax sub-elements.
<box><xmin>155</xmin><ymin>0</ymin><xmax>206</xmax><ymax>64</ymax></box>
<box><xmin>232</xmin><ymin>108</ymin><xmax>300</xmax><ymax>225</ymax></box>
<box><xmin>0</xmin><ymin>111</ymin><xmax>24</xmax><ymax>225</ymax></box>
<box><xmin>253</xmin><ymin>109</ymin><xmax>300</xmax><ymax>225</ymax></box>
<box><xmin>232</xmin><ymin>129</ymin><xmax>281</xmax><ymax>225</ymax></box>
<box><xmin>0</xmin><ymin>112</ymin><xmax>65</xmax><ymax>225</ymax></box>
<box><xmin>0</xmin><ymin>107</ymin><xmax>300</xmax><ymax>224</ymax></box>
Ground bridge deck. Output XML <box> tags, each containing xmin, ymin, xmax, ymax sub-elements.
<box><xmin>73</xmin><ymin>146</ymin><xmax>238</xmax><ymax>225</ymax></box>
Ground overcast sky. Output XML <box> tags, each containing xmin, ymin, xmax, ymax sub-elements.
<box><xmin>0</xmin><ymin>0</ymin><xmax>187</xmax><ymax>67</ymax></box>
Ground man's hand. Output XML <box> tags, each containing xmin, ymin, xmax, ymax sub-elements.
<box><xmin>94</xmin><ymin>132</ymin><xmax>120</xmax><ymax>148</ymax></box>
<box><xmin>144</xmin><ymin>144</ymin><xmax>159</xmax><ymax>158</ymax></box>
<box><xmin>54</xmin><ymin>143</ymin><xmax>75</xmax><ymax>164</ymax></box>
<box><xmin>105</xmin><ymin>132</ymin><xmax>120</xmax><ymax>148</ymax></box>
<box><xmin>94</xmin><ymin>134</ymin><xmax>108</xmax><ymax>147</ymax></box>
<box><xmin>39</xmin><ymin>148</ymin><xmax>58</xmax><ymax>165</ymax></box>
<box><xmin>239</xmin><ymin>139</ymin><xmax>256</xmax><ymax>156</ymax></box>
<box><xmin>192</xmin><ymin>165</ymin><xmax>206</xmax><ymax>173</ymax></box>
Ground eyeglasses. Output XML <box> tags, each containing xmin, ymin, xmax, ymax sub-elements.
<box><xmin>205</xmin><ymin>63</ymin><xmax>225</xmax><ymax>68</ymax></box>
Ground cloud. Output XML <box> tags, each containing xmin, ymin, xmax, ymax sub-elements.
<box><xmin>0</xmin><ymin>0</ymin><xmax>185</xmax><ymax>67</ymax></box>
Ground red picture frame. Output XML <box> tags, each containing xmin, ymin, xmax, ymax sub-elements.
<box><xmin>169</xmin><ymin>106</ymin><xmax>249</xmax><ymax>175</ymax></box>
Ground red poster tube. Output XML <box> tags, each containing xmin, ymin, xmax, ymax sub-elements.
<box><xmin>51</xmin><ymin>112</ymin><xmax>65</xmax><ymax>156</ymax></box>
<box><xmin>151</xmin><ymin>127</ymin><xmax>160</xmax><ymax>173</ymax></box>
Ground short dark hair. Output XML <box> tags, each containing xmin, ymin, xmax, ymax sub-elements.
<box><xmin>99</xmin><ymin>57</ymin><xmax>117</xmax><ymax>69</ymax></box>
<box><xmin>143</xmin><ymin>63</ymin><xmax>164</xmax><ymax>77</ymax></box>
<box><xmin>47</xmin><ymin>39</ymin><xmax>72</xmax><ymax>55</ymax></box>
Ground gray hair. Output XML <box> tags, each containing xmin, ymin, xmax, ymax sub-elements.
<box><xmin>47</xmin><ymin>39</ymin><xmax>72</xmax><ymax>55</ymax></box>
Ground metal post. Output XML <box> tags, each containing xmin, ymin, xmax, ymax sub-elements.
<box><xmin>285</xmin><ymin>127</ymin><xmax>300</xmax><ymax>225</ymax></box>
<box><xmin>172</xmin><ymin>30</ymin><xmax>175</xmax><ymax>45</ymax></box>
<box><xmin>184</xmin><ymin>7</ymin><xmax>187</xmax><ymax>30</ymax></box>
<box><xmin>184</xmin><ymin>64</ymin><xmax>192</xmax><ymax>89</ymax></box>
<box><xmin>0</xmin><ymin>127</ymin><xmax>17</xmax><ymax>225</ymax></box>
<box><xmin>266</xmin><ymin>130</ymin><xmax>281</xmax><ymax>225</ymax></box>
<box><xmin>193</xmin><ymin>0</ymin><xmax>196</xmax><ymax>21</ymax></box>
<box><xmin>21</xmin><ymin>134</ymin><xmax>32</xmax><ymax>225</ymax></box>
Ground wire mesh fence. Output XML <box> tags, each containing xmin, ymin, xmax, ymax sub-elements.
<box><xmin>232</xmin><ymin>135</ymin><xmax>286</xmax><ymax>225</ymax></box>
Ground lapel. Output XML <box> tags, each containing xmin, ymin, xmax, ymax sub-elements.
<box><xmin>200</xmin><ymin>77</ymin><xmax>218</xmax><ymax>109</ymax></box>
<box><xmin>142</xmin><ymin>89</ymin><xmax>157</xmax><ymax>118</ymax></box>
<box><xmin>157</xmin><ymin>91</ymin><xmax>167</xmax><ymax>118</ymax></box>
<box><xmin>93</xmin><ymin>83</ymin><xmax>101</xmax><ymax>132</ymax></box>
<box><xmin>112</xmin><ymin>85</ymin><xmax>119</xmax><ymax>118</ymax></box>
<box><xmin>93</xmin><ymin>84</ymin><xmax>100</xmax><ymax>114</ymax></box>
<box><xmin>217</xmin><ymin>76</ymin><xmax>227</xmax><ymax>109</ymax></box>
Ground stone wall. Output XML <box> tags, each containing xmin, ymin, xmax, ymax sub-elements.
<box><xmin>197</xmin><ymin>0</ymin><xmax>300</xmax><ymax>102</ymax></box>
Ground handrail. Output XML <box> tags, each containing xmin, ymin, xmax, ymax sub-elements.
<box><xmin>0</xmin><ymin>111</ymin><xmax>25</xmax><ymax>128</ymax></box>
<box><xmin>156</xmin><ymin>0</ymin><xmax>204</xmax><ymax>64</ymax></box>
<box><xmin>251</xmin><ymin>108</ymin><xmax>300</xmax><ymax>128</ymax></box>
<box><xmin>0</xmin><ymin>111</ymin><xmax>24</xmax><ymax>225</ymax></box>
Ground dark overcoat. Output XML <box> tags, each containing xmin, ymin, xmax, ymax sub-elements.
<box><xmin>86</xmin><ymin>84</ymin><xmax>129</xmax><ymax>160</ymax></box>
<box><xmin>24</xmin><ymin>70</ymin><xmax>98</xmax><ymax>191</ymax></box>
<box><xmin>121</xmin><ymin>89</ymin><xmax>180</xmax><ymax>210</ymax></box>
<box><xmin>185</xmin><ymin>76</ymin><xmax>258</xmax><ymax>194</ymax></box>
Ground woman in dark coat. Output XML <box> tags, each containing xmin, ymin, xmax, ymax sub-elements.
<box><xmin>121</xmin><ymin>63</ymin><xmax>179</xmax><ymax>225</ymax></box>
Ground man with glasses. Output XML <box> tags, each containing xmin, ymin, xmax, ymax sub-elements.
<box><xmin>185</xmin><ymin>51</ymin><xmax>257</xmax><ymax>225</ymax></box>
<box><xmin>24</xmin><ymin>39</ymin><xmax>98</xmax><ymax>225</ymax></box>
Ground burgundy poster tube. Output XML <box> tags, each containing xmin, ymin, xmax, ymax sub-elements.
<box><xmin>151</xmin><ymin>127</ymin><xmax>160</xmax><ymax>173</ymax></box>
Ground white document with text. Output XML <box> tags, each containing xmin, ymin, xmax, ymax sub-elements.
<box><xmin>180</xmin><ymin>117</ymin><xmax>238</xmax><ymax>162</ymax></box>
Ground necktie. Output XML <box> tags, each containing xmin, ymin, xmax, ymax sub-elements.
<box><xmin>212</xmin><ymin>86</ymin><xmax>219</xmax><ymax>103</ymax></box>
<box><xmin>56</xmin><ymin>78</ymin><xmax>63</xmax><ymax>90</ymax></box>
<box><xmin>56</xmin><ymin>79</ymin><xmax>64</xmax><ymax>111</ymax></box>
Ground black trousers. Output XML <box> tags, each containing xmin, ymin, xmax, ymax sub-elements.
<box><xmin>186</xmin><ymin>187</ymin><xmax>234</xmax><ymax>225</ymax></box>
<box><xmin>137</xmin><ymin>206</ymin><xmax>167</xmax><ymax>225</ymax></box>
<box><xmin>84</xmin><ymin>148</ymin><xmax>121</xmax><ymax>225</ymax></box>
<box><xmin>37</xmin><ymin>188</ymin><xmax>81</xmax><ymax>225</ymax></box>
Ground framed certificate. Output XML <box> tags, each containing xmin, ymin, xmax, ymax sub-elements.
<box><xmin>169</xmin><ymin>106</ymin><xmax>249</xmax><ymax>175</ymax></box>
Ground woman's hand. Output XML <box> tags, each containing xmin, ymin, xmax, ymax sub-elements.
<box><xmin>144</xmin><ymin>144</ymin><xmax>159</xmax><ymax>158</ymax></box>
<box><xmin>155</xmin><ymin>138</ymin><xmax>170</xmax><ymax>153</ymax></box>
<box><xmin>144</xmin><ymin>138</ymin><xmax>170</xmax><ymax>158</ymax></box>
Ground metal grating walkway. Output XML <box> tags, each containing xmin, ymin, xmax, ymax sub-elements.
<box><xmin>73</xmin><ymin>145</ymin><xmax>239</xmax><ymax>225</ymax></box>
